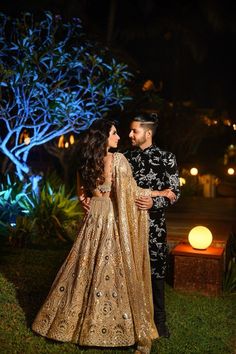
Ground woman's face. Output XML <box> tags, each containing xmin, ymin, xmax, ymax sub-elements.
<box><xmin>107</xmin><ymin>125</ymin><xmax>120</xmax><ymax>149</ymax></box>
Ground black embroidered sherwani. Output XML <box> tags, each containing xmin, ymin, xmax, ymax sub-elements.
<box><xmin>124</xmin><ymin>145</ymin><xmax>180</xmax><ymax>279</ymax></box>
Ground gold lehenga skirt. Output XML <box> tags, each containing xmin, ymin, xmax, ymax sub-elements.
<box><xmin>32</xmin><ymin>196</ymin><xmax>136</xmax><ymax>347</ymax></box>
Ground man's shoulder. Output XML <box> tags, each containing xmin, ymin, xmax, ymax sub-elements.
<box><xmin>122</xmin><ymin>149</ymin><xmax>129</xmax><ymax>156</ymax></box>
<box><xmin>152</xmin><ymin>146</ymin><xmax>176</xmax><ymax>159</ymax></box>
<box><xmin>122</xmin><ymin>146</ymin><xmax>176</xmax><ymax>160</ymax></box>
<box><xmin>122</xmin><ymin>148</ymin><xmax>137</xmax><ymax>159</ymax></box>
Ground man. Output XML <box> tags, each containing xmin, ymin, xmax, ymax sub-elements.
<box><xmin>124</xmin><ymin>112</ymin><xmax>180</xmax><ymax>338</ymax></box>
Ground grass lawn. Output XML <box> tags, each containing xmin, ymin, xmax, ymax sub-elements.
<box><xmin>0</xmin><ymin>244</ymin><xmax>235</xmax><ymax>354</ymax></box>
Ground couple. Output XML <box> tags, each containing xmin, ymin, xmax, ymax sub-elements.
<box><xmin>32</xmin><ymin>113</ymin><xmax>180</xmax><ymax>353</ymax></box>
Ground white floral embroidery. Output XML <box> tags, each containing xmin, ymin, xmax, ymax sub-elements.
<box><xmin>124</xmin><ymin>145</ymin><xmax>180</xmax><ymax>278</ymax></box>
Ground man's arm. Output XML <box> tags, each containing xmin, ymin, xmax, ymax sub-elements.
<box><xmin>152</xmin><ymin>151</ymin><xmax>180</xmax><ymax>210</ymax></box>
<box><xmin>136</xmin><ymin>152</ymin><xmax>180</xmax><ymax>211</ymax></box>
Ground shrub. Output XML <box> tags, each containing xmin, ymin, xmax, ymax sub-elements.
<box><xmin>1</xmin><ymin>177</ymin><xmax>83</xmax><ymax>247</ymax></box>
<box><xmin>29</xmin><ymin>182</ymin><xmax>83</xmax><ymax>244</ymax></box>
<box><xmin>224</xmin><ymin>231</ymin><xmax>236</xmax><ymax>293</ymax></box>
<box><xmin>0</xmin><ymin>174</ymin><xmax>32</xmax><ymax>236</ymax></box>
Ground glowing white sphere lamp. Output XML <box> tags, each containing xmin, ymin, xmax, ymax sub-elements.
<box><xmin>190</xmin><ymin>167</ymin><xmax>198</xmax><ymax>176</ymax></box>
<box><xmin>227</xmin><ymin>168</ymin><xmax>235</xmax><ymax>176</ymax></box>
<box><xmin>188</xmin><ymin>226</ymin><xmax>213</xmax><ymax>250</ymax></box>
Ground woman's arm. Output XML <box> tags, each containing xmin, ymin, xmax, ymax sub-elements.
<box><xmin>135</xmin><ymin>189</ymin><xmax>176</xmax><ymax>210</ymax></box>
<box><xmin>77</xmin><ymin>172</ymin><xmax>91</xmax><ymax>213</ymax></box>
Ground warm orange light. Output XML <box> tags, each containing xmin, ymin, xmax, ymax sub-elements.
<box><xmin>69</xmin><ymin>134</ymin><xmax>75</xmax><ymax>145</ymax></box>
<box><xmin>19</xmin><ymin>129</ymin><xmax>30</xmax><ymax>145</ymax></box>
<box><xmin>24</xmin><ymin>137</ymin><xmax>31</xmax><ymax>145</ymax></box>
<box><xmin>142</xmin><ymin>79</ymin><xmax>154</xmax><ymax>91</ymax></box>
<box><xmin>58</xmin><ymin>134</ymin><xmax>75</xmax><ymax>148</ymax></box>
<box><xmin>58</xmin><ymin>135</ymin><xmax>64</xmax><ymax>148</ymax></box>
<box><xmin>223</xmin><ymin>119</ymin><xmax>231</xmax><ymax>126</ymax></box>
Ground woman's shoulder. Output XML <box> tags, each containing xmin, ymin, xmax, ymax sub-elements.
<box><xmin>113</xmin><ymin>152</ymin><xmax>127</xmax><ymax>163</ymax></box>
<box><xmin>114</xmin><ymin>152</ymin><xmax>124</xmax><ymax>157</ymax></box>
<box><xmin>113</xmin><ymin>152</ymin><xmax>131</xmax><ymax>172</ymax></box>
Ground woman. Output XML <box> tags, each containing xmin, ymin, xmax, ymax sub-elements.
<box><xmin>32</xmin><ymin>119</ymin><xmax>160</xmax><ymax>353</ymax></box>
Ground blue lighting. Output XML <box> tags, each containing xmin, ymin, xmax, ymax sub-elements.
<box><xmin>0</xmin><ymin>12</ymin><xmax>132</xmax><ymax>181</ymax></box>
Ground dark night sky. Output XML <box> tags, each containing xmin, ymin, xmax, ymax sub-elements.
<box><xmin>1</xmin><ymin>0</ymin><xmax>236</xmax><ymax>174</ymax></box>
<box><xmin>1</xmin><ymin>0</ymin><xmax>236</xmax><ymax>114</ymax></box>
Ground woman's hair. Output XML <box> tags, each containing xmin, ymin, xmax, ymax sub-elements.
<box><xmin>77</xmin><ymin>119</ymin><xmax>114</xmax><ymax>194</ymax></box>
<box><xmin>132</xmin><ymin>112</ymin><xmax>159</xmax><ymax>136</ymax></box>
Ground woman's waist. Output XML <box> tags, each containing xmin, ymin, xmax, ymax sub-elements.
<box><xmin>91</xmin><ymin>189</ymin><xmax>114</xmax><ymax>199</ymax></box>
<box><xmin>91</xmin><ymin>195</ymin><xmax>111</xmax><ymax>200</ymax></box>
<box><xmin>89</xmin><ymin>196</ymin><xmax>114</xmax><ymax>215</ymax></box>
<box><xmin>90</xmin><ymin>195</ymin><xmax>114</xmax><ymax>207</ymax></box>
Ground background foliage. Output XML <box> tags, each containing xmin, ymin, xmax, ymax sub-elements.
<box><xmin>0</xmin><ymin>11</ymin><xmax>132</xmax><ymax>180</ymax></box>
<box><xmin>0</xmin><ymin>174</ymin><xmax>83</xmax><ymax>246</ymax></box>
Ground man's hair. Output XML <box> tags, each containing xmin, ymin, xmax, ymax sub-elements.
<box><xmin>132</xmin><ymin>112</ymin><xmax>159</xmax><ymax>136</ymax></box>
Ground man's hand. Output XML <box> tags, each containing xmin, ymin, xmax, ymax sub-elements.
<box><xmin>135</xmin><ymin>196</ymin><xmax>153</xmax><ymax>210</ymax></box>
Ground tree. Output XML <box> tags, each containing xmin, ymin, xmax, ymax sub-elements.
<box><xmin>0</xmin><ymin>12</ymin><xmax>132</xmax><ymax>180</ymax></box>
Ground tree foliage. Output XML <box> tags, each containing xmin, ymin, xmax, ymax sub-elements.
<box><xmin>0</xmin><ymin>12</ymin><xmax>132</xmax><ymax>179</ymax></box>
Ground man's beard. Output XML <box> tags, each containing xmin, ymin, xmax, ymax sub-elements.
<box><xmin>131</xmin><ymin>135</ymin><xmax>147</xmax><ymax>147</ymax></box>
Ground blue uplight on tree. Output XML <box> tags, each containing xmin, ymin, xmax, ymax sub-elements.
<box><xmin>0</xmin><ymin>12</ymin><xmax>132</xmax><ymax>181</ymax></box>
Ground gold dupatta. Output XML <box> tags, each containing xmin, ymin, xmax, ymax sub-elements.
<box><xmin>112</xmin><ymin>153</ymin><xmax>158</xmax><ymax>350</ymax></box>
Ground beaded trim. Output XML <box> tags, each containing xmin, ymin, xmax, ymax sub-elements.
<box><xmin>97</xmin><ymin>182</ymin><xmax>112</xmax><ymax>193</ymax></box>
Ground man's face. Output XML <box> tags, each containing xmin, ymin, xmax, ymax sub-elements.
<box><xmin>129</xmin><ymin>121</ymin><xmax>149</xmax><ymax>148</ymax></box>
